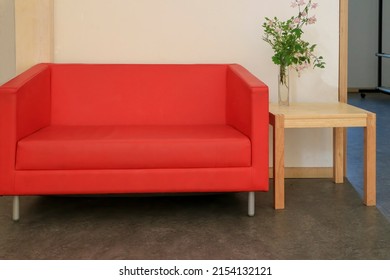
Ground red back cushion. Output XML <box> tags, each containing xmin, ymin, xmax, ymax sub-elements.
<box><xmin>50</xmin><ymin>64</ymin><xmax>227</xmax><ymax>125</ymax></box>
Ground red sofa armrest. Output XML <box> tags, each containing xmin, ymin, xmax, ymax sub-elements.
<box><xmin>226</xmin><ymin>64</ymin><xmax>269</xmax><ymax>188</ymax></box>
<box><xmin>0</xmin><ymin>64</ymin><xmax>51</xmax><ymax>194</ymax></box>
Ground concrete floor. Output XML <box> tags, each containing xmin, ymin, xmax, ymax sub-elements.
<box><xmin>1</xmin><ymin>178</ymin><xmax>390</xmax><ymax>259</ymax></box>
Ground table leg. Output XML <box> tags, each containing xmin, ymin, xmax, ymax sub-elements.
<box><xmin>364</xmin><ymin>113</ymin><xmax>376</xmax><ymax>206</ymax></box>
<box><xmin>333</xmin><ymin>127</ymin><xmax>344</xmax><ymax>183</ymax></box>
<box><xmin>273</xmin><ymin>115</ymin><xmax>285</xmax><ymax>209</ymax></box>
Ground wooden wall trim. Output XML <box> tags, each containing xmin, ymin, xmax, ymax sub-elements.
<box><xmin>15</xmin><ymin>0</ymin><xmax>54</xmax><ymax>74</ymax></box>
<box><xmin>339</xmin><ymin>0</ymin><xmax>348</xmax><ymax>103</ymax></box>
<box><xmin>269</xmin><ymin>167</ymin><xmax>333</xmax><ymax>179</ymax></box>
<box><xmin>339</xmin><ymin>0</ymin><xmax>348</xmax><ymax>175</ymax></box>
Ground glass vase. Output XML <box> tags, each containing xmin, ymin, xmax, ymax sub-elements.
<box><xmin>278</xmin><ymin>66</ymin><xmax>290</xmax><ymax>106</ymax></box>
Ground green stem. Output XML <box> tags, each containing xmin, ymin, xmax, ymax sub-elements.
<box><xmin>279</xmin><ymin>66</ymin><xmax>288</xmax><ymax>86</ymax></box>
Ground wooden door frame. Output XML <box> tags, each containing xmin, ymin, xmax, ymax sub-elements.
<box><xmin>339</xmin><ymin>0</ymin><xmax>348</xmax><ymax>103</ymax></box>
<box><xmin>14</xmin><ymin>0</ymin><xmax>54</xmax><ymax>74</ymax></box>
<box><xmin>339</xmin><ymin>0</ymin><xmax>348</xmax><ymax>176</ymax></box>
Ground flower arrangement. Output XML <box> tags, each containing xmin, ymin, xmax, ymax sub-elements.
<box><xmin>262</xmin><ymin>0</ymin><xmax>325</xmax><ymax>84</ymax></box>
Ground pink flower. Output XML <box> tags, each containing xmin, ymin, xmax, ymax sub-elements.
<box><xmin>291</xmin><ymin>2</ymin><xmax>298</xmax><ymax>8</ymax></box>
<box><xmin>294</xmin><ymin>62</ymin><xmax>310</xmax><ymax>77</ymax></box>
<box><xmin>311</xmin><ymin>3</ymin><xmax>319</xmax><ymax>9</ymax></box>
<box><xmin>293</xmin><ymin>17</ymin><xmax>301</xmax><ymax>24</ymax></box>
<box><xmin>308</xmin><ymin>16</ymin><xmax>317</xmax><ymax>24</ymax></box>
<box><xmin>298</xmin><ymin>0</ymin><xmax>306</xmax><ymax>6</ymax></box>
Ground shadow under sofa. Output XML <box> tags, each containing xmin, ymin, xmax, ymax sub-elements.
<box><xmin>0</xmin><ymin>63</ymin><xmax>269</xmax><ymax>220</ymax></box>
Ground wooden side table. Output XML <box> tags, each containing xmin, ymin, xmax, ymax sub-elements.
<box><xmin>269</xmin><ymin>102</ymin><xmax>376</xmax><ymax>209</ymax></box>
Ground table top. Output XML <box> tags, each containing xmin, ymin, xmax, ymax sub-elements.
<box><xmin>269</xmin><ymin>102</ymin><xmax>372</xmax><ymax>117</ymax></box>
<box><xmin>269</xmin><ymin>102</ymin><xmax>375</xmax><ymax>128</ymax></box>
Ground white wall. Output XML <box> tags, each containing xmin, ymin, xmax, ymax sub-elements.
<box><xmin>0</xmin><ymin>0</ymin><xmax>15</xmax><ymax>85</ymax></box>
<box><xmin>54</xmin><ymin>0</ymin><xmax>340</xmax><ymax>168</ymax></box>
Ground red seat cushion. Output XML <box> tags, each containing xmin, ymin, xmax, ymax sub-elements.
<box><xmin>16</xmin><ymin>125</ymin><xmax>251</xmax><ymax>170</ymax></box>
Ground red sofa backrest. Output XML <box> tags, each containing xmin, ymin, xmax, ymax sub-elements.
<box><xmin>50</xmin><ymin>64</ymin><xmax>228</xmax><ymax>125</ymax></box>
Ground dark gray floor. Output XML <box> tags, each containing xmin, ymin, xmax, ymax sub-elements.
<box><xmin>1</xmin><ymin>178</ymin><xmax>390</xmax><ymax>259</ymax></box>
<box><xmin>348</xmin><ymin>92</ymin><xmax>390</xmax><ymax>221</ymax></box>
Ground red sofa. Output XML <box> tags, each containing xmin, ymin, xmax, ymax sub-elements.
<box><xmin>0</xmin><ymin>63</ymin><xmax>269</xmax><ymax>220</ymax></box>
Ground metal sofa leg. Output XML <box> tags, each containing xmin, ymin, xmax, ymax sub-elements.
<box><xmin>248</xmin><ymin>192</ymin><xmax>255</xmax><ymax>217</ymax></box>
<box><xmin>13</xmin><ymin>196</ymin><xmax>20</xmax><ymax>221</ymax></box>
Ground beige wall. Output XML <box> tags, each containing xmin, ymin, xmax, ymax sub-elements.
<box><xmin>0</xmin><ymin>0</ymin><xmax>15</xmax><ymax>85</ymax></box>
<box><xmin>54</xmin><ymin>0</ymin><xmax>339</xmax><ymax>168</ymax></box>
